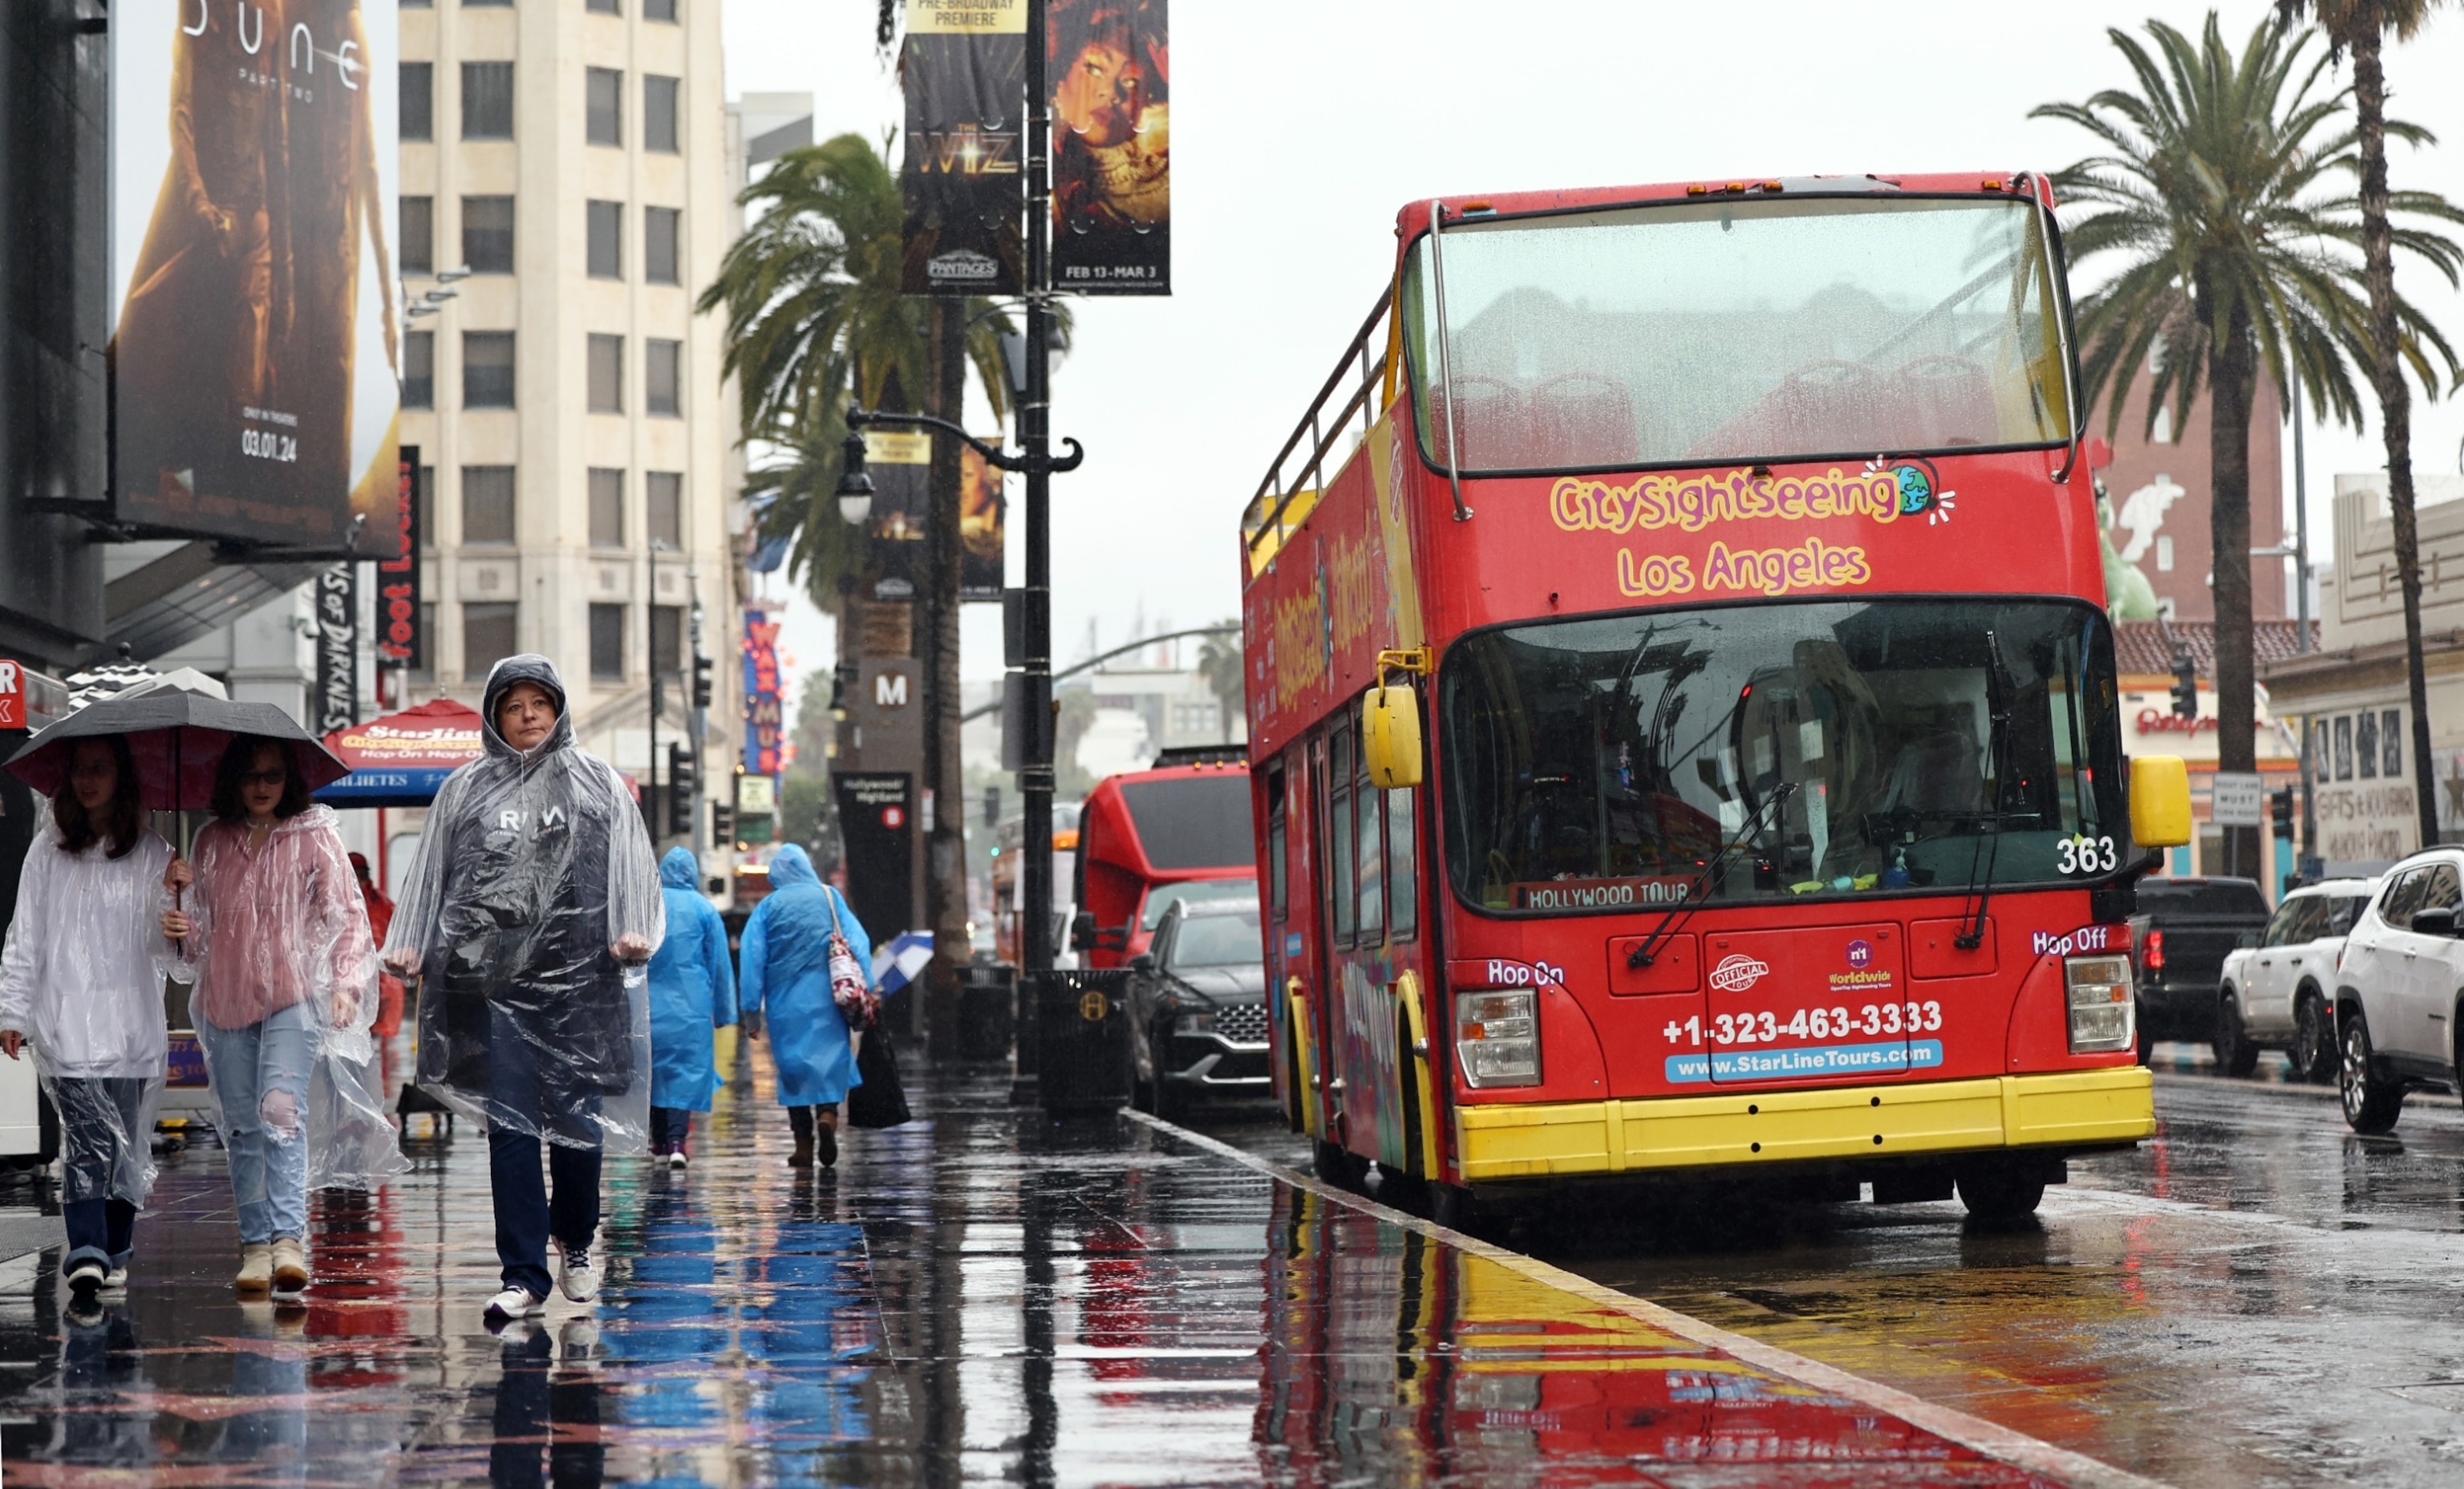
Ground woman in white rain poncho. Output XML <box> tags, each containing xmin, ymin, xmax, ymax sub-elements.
<box><xmin>0</xmin><ymin>735</ymin><xmax>173</xmax><ymax>1301</ymax></box>
<box><xmin>382</xmin><ymin>656</ymin><xmax>663</xmax><ymax>1324</ymax></box>
<box><xmin>162</xmin><ymin>733</ymin><xmax>406</xmax><ymax>1300</ymax></box>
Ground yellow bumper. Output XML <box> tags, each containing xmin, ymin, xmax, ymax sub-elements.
<box><xmin>1453</xmin><ymin>1066</ymin><xmax>2154</xmax><ymax>1183</ymax></box>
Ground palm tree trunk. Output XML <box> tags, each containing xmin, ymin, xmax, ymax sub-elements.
<box><xmin>922</xmin><ymin>300</ymin><xmax>970</xmax><ymax>1053</ymax></box>
<box><xmin>2352</xmin><ymin>18</ymin><xmax>2441</xmax><ymax>850</ymax></box>
<box><xmin>2210</xmin><ymin>305</ymin><xmax>2261</xmax><ymax>878</ymax></box>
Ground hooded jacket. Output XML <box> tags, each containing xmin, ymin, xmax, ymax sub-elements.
<box><xmin>739</xmin><ymin>844</ymin><xmax>870</xmax><ymax>1106</ymax></box>
<box><xmin>647</xmin><ymin>846</ymin><xmax>737</xmax><ymax>1111</ymax></box>
<box><xmin>387</xmin><ymin>656</ymin><xmax>663</xmax><ymax>1119</ymax></box>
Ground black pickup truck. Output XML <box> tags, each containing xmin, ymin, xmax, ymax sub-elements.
<box><xmin>2128</xmin><ymin>876</ymin><xmax>2273</xmax><ymax>1059</ymax></box>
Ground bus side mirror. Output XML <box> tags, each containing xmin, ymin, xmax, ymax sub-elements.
<box><xmin>2130</xmin><ymin>755</ymin><xmax>2192</xmax><ymax>849</ymax></box>
<box><xmin>1362</xmin><ymin>684</ymin><xmax>1423</xmax><ymax>789</ymax></box>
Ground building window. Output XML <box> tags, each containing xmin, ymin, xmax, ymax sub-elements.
<box><xmin>462</xmin><ymin>196</ymin><xmax>514</xmax><ymax>274</ymax></box>
<box><xmin>589</xmin><ymin>604</ymin><xmax>626</xmax><ymax>680</ymax></box>
<box><xmin>461</xmin><ymin>466</ymin><xmax>516</xmax><ymax>545</ymax></box>
<box><xmin>589</xmin><ymin>469</ymin><xmax>625</xmax><ymax>548</ymax></box>
<box><xmin>646</xmin><ymin>472</ymin><xmax>682</xmax><ymax>548</ymax></box>
<box><xmin>644</xmin><ymin>75</ymin><xmax>680</xmax><ymax>154</ymax></box>
<box><xmin>2385</xmin><ymin>708</ymin><xmax>2405</xmax><ymax>777</ymax></box>
<box><xmin>463</xmin><ymin>331</ymin><xmax>515</xmax><ymax>408</ymax></box>
<box><xmin>2358</xmin><ymin>711</ymin><xmax>2381</xmax><ymax>778</ymax></box>
<box><xmin>2335</xmin><ymin>715</ymin><xmax>2353</xmax><ymax>781</ymax></box>
<box><xmin>645</xmin><ymin>207</ymin><xmax>680</xmax><ymax>285</ymax></box>
<box><xmin>403</xmin><ymin>332</ymin><xmax>435</xmax><ymax>409</ymax></box>
<box><xmin>650</xmin><ymin>604</ymin><xmax>683</xmax><ymax>676</ymax></box>
<box><xmin>646</xmin><ymin>339</ymin><xmax>681</xmax><ymax>416</ymax></box>
<box><xmin>646</xmin><ymin>0</ymin><xmax>677</xmax><ymax>20</ymax></box>
<box><xmin>586</xmin><ymin>0</ymin><xmax>619</xmax><ymax>12</ymax></box>
<box><xmin>462</xmin><ymin>62</ymin><xmax>515</xmax><ymax>140</ymax></box>
<box><xmin>2154</xmin><ymin>534</ymin><xmax>2174</xmax><ymax>573</ymax></box>
<box><xmin>464</xmin><ymin>0</ymin><xmax>513</xmax><ymax>7</ymax></box>
<box><xmin>586</xmin><ymin>201</ymin><xmax>623</xmax><ymax>279</ymax></box>
<box><xmin>588</xmin><ymin>335</ymin><xmax>625</xmax><ymax>414</ymax></box>
<box><xmin>400</xmin><ymin>196</ymin><xmax>434</xmax><ymax>275</ymax></box>
<box><xmin>401</xmin><ymin>63</ymin><xmax>433</xmax><ymax>140</ymax></box>
<box><xmin>464</xmin><ymin>603</ymin><xmax>519</xmax><ymax>679</ymax></box>
<box><xmin>586</xmin><ymin>67</ymin><xmax>623</xmax><ymax>148</ymax></box>
<box><xmin>418</xmin><ymin>466</ymin><xmax>436</xmax><ymax>550</ymax></box>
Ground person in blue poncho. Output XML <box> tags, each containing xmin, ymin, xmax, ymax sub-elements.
<box><xmin>646</xmin><ymin>847</ymin><xmax>736</xmax><ymax>1168</ymax></box>
<box><xmin>738</xmin><ymin>844</ymin><xmax>870</xmax><ymax>1170</ymax></box>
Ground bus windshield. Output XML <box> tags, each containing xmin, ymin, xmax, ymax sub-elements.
<box><xmin>1441</xmin><ymin>599</ymin><xmax>2128</xmax><ymax>913</ymax></box>
<box><xmin>1404</xmin><ymin>196</ymin><xmax>2071</xmax><ymax>473</ymax></box>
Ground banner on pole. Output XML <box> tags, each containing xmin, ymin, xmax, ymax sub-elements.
<box><xmin>961</xmin><ymin>444</ymin><xmax>1007</xmax><ymax>600</ymax></box>
<box><xmin>1048</xmin><ymin>0</ymin><xmax>1169</xmax><ymax>294</ymax></box>
<box><xmin>900</xmin><ymin>0</ymin><xmax>1025</xmax><ymax>296</ymax></box>
<box><xmin>864</xmin><ymin>429</ymin><xmax>932</xmax><ymax>600</ymax></box>
<box><xmin>314</xmin><ymin>566</ymin><xmax>359</xmax><ymax>735</ymax></box>
<box><xmin>375</xmin><ymin>451</ymin><xmax>421</xmax><ymax>669</ymax></box>
<box><xmin>742</xmin><ymin>610</ymin><xmax>784</xmax><ymax>777</ymax></box>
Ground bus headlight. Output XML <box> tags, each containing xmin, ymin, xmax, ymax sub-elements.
<box><xmin>1456</xmin><ymin>988</ymin><xmax>1540</xmax><ymax>1088</ymax></box>
<box><xmin>2065</xmin><ymin>955</ymin><xmax>2134</xmax><ymax>1053</ymax></box>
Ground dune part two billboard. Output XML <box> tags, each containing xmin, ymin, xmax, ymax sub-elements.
<box><xmin>111</xmin><ymin>0</ymin><xmax>403</xmax><ymax>558</ymax></box>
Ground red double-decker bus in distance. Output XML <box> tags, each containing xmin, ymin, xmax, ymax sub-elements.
<box><xmin>1240</xmin><ymin>172</ymin><xmax>2193</xmax><ymax>1225</ymax></box>
<box><xmin>1071</xmin><ymin>748</ymin><xmax>1258</xmax><ymax>968</ymax></box>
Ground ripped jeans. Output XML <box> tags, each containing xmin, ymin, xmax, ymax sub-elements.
<box><xmin>200</xmin><ymin>1000</ymin><xmax>318</xmax><ymax>1244</ymax></box>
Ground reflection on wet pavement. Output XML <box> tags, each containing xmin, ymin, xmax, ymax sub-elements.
<box><xmin>0</xmin><ymin>1065</ymin><xmax>2092</xmax><ymax>1486</ymax></box>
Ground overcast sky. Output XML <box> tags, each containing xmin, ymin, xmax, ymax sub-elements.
<box><xmin>720</xmin><ymin>0</ymin><xmax>2464</xmax><ymax>711</ymax></box>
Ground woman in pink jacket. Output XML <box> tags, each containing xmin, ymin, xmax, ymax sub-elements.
<box><xmin>162</xmin><ymin>736</ymin><xmax>373</xmax><ymax>1298</ymax></box>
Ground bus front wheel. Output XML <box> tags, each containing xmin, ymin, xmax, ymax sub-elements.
<box><xmin>1312</xmin><ymin>1138</ymin><xmax>1369</xmax><ymax>1191</ymax></box>
<box><xmin>1955</xmin><ymin>1165</ymin><xmax>2046</xmax><ymax>1225</ymax></box>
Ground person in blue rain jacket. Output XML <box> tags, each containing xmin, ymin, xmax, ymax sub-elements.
<box><xmin>646</xmin><ymin>847</ymin><xmax>736</xmax><ymax>1167</ymax></box>
<box><xmin>739</xmin><ymin>844</ymin><xmax>869</xmax><ymax>1171</ymax></box>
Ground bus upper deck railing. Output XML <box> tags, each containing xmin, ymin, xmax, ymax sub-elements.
<box><xmin>1242</xmin><ymin>286</ymin><xmax>1393</xmax><ymax>570</ymax></box>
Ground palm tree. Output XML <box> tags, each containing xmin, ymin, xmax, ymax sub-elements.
<box><xmin>2034</xmin><ymin>14</ymin><xmax>2462</xmax><ymax>874</ymax></box>
<box><xmin>700</xmin><ymin>132</ymin><xmax>1015</xmax><ymax>1007</ymax></box>
<box><xmin>1195</xmin><ymin>623</ymin><xmax>1245</xmax><ymax>744</ymax></box>
<box><xmin>2276</xmin><ymin>0</ymin><xmax>2461</xmax><ymax>849</ymax></box>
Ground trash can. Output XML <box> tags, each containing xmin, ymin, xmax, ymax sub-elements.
<box><xmin>961</xmin><ymin>959</ymin><xmax>1017</xmax><ymax>1063</ymax></box>
<box><xmin>1038</xmin><ymin>969</ymin><xmax>1133</xmax><ymax>1118</ymax></box>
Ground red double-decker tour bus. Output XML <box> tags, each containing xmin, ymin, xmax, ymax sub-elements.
<box><xmin>1240</xmin><ymin>171</ymin><xmax>2193</xmax><ymax>1224</ymax></box>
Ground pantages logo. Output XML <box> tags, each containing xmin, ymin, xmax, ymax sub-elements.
<box><xmin>1708</xmin><ymin>953</ymin><xmax>1771</xmax><ymax>993</ymax></box>
<box><xmin>928</xmin><ymin>249</ymin><xmax>1002</xmax><ymax>284</ymax></box>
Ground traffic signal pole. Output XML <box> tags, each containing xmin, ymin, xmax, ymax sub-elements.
<box><xmin>1017</xmin><ymin>0</ymin><xmax>1056</xmax><ymax>1104</ymax></box>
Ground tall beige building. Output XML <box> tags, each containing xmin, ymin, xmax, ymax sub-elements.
<box><xmin>396</xmin><ymin>0</ymin><xmax>740</xmax><ymax>847</ymax></box>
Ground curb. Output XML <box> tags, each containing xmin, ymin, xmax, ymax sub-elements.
<box><xmin>1127</xmin><ymin>1109</ymin><xmax>2169</xmax><ymax>1489</ymax></box>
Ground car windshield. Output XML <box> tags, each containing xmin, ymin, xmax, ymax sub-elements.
<box><xmin>1141</xmin><ymin>878</ymin><xmax>1259</xmax><ymax>931</ymax></box>
<box><xmin>1403</xmin><ymin>195</ymin><xmax>2071</xmax><ymax>473</ymax></box>
<box><xmin>1120</xmin><ymin>777</ymin><xmax>1254</xmax><ymax>871</ymax></box>
<box><xmin>1441</xmin><ymin>598</ymin><xmax>2128</xmax><ymax>913</ymax></box>
<box><xmin>1170</xmin><ymin>912</ymin><xmax>1263</xmax><ymax>968</ymax></box>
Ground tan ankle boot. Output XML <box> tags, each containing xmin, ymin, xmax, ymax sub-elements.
<box><xmin>235</xmin><ymin>1243</ymin><xmax>273</xmax><ymax>1294</ymax></box>
<box><xmin>270</xmin><ymin>1237</ymin><xmax>309</xmax><ymax>1295</ymax></box>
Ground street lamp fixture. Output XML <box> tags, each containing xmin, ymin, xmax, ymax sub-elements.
<box><xmin>834</xmin><ymin>429</ymin><xmax>875</xmax><ymax>525</ymax></box>
<box><xmin>841</xmin><ymin>406</ymin><xmax>1084</xmax><ymax>478</ymax></box>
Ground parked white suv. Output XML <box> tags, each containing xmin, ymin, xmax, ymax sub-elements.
<box><xmin>2335</xmin><ymin>851</ymin><xmax>2464</xmax><ymax>1132</ymax></box>
<box><xmin>2215</xmin><ymin>877</ymin><xmax>2379</xmax><ymax>1081</ymax></box>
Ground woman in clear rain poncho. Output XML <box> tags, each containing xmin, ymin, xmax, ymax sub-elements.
<box><xmin>647</xmin><ymin>846</ymin><xmax>737</xmax><ymax>1167</ymax></box>
<box><xmin>0</xmin><ymin>735</ymin><xmax>174</xmax><ymax>1300</ymax></box>
<box><xmin>382</xmin><ymin>656</ymin><xmax>663</xmax><ymax>1325</ymax></box>
<box><xmin>161</xmin><ymin>733</ymin><xmax>405</xmax><ymax>1299</ymax></box>
<box><xmin>740</xmin><ymin>844</ymin><xmax>871</xmax><ymax>1171</ymax></box>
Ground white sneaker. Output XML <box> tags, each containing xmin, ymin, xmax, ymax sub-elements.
<box><xmin>102</xmin><ymin>1267</ymin><xmax>128</xmax><ymax>1291</ymax></box>
<box><xmin>666</xmin><ymin>1149</ymin><xmax>688</xmax><ymax>1170</ymax></box>
<box><xmin>484</xmin><ymin>1286</ymin><xmax>545</xmax><ymax>1324</ymax></box>
<box><xmin>556</xmin><ymin>1241</ymin><xmax>601</xmax><ymax>1304</ymax></box>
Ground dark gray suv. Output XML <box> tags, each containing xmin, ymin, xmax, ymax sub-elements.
<box><xmin>1127</xmin><ymin>896</ymin><xmax>1267</xmax><ymax>1122</ymax></box>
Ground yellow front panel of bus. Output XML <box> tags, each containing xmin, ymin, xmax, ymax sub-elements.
<box><xmin>1452</xmin><ymin>1067</ymin><xmax>2152</xmax><ymax>1183</ymax></box>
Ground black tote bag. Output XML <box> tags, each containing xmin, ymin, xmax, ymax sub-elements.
<box><xmin>846</xmin><ymin>1024</ymin><xmax>913</xmax><ymax>1129</ymax></box>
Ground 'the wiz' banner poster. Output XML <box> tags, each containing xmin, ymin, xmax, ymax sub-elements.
<box><xmin>900</xmin><ymin>0</ymin><xmax>1024</xmax><ymax>296</ymax></box>
<box><xmin>112</xmin><ymin>1</ymin><xmax>405</xmax><ymax>556</ymax></box>
<box><xmin>1049</xmin><ymin>0</ymin><xmax>1168</xmax><ymax>294</ymax></box>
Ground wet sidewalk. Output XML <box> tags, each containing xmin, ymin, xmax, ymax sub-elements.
<box><xmin>0</xmin><ymin>1065</ymin><xmax>2142</xmax><ymax>1487</ymax></box>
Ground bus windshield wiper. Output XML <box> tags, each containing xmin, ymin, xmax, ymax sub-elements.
<box><xmin>1628</xmin><ymin>781</ymin><xmax>1795</xmax><ymax>970</ymax></box>
<box><xmin>1954</xmin><ymin>628</ymin><xmax>2016</xmax><ymax>951</ymax></box>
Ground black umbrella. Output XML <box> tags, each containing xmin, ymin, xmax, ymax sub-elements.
<box><xmin>5</xmin><ymin>683</ymin><xmax>349</xmax><ymax>814</ymax></box>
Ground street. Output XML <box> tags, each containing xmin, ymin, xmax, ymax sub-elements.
<box><xmin>1202</xmin><ymin>1052</ymin><xmax>2464</xmax><ymax>1487</ymax></box>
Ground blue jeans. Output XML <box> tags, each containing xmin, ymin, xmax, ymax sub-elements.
<box><xmin>485</xmin><ymin>1006</ymin><xmax>602</xmax><ymax>1298</ymax></box>
<box><xmin>200</xmin><ymin>1001</ymin><xmax>318</xmax><ymax>1244</ymax></box>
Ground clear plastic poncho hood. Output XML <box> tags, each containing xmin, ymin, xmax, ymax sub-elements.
<box><xmin>385</xmin><ymin>656</ymin><xmax>664</xmax><ymax>1152</ymax></box>
<box><xmin>177</xmin><ymin>803</ymin><xmax>407</xmax><ymax>1192</ymax></box>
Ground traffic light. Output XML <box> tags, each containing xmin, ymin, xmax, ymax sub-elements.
<box><xmin>983</xmin><ymin>785</ymin><xmax>1003</xmax><ymax>829</ymax></box>
<box><xmin>711</xmin><ymin>801</ymin><xmax>736</xmax><ymax>847</ymax></box>
<box><xmin>667</xmin><ymin>742</ymin><xmax>697</xmax><ymax>837</ymax></box>
<box><xmin>691</xmin><ymin>654</ymin><xmax>714</xmax><ymax>710</ymax></box>
<box><xmin>2272</xmin><ymin>786</ymin><xmax>2296</xmax><ymax>836</ymax></box>
<box><xmin>2169</xmin><ymin>655</ymin><xmax>2199</xmax><ymax>720</ymax></box>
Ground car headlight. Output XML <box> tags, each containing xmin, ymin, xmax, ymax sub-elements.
<box><xmin>1456</xmin><ymin>988</ymin><xmax>1540</xmax><ymax>1088</ymax></box>
<box><xmin>2065</xmin><ymin>954</ymin><xmax>2134</xmax><ymax>1053</ymax></box>
<box><xmin>1172</xmin><ymin>1009</ymin><xmax>1217</xmax><ymax>1037</ymax></box>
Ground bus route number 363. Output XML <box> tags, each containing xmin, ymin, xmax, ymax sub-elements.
<box><xmin>2057</xmin><ymin>834</ymin><xmax>2118</xmax><ymax>874</ymax></box>
<box><xmin>1663</xmin><ymin>1001</ymin><xmax>1945</xmax><ymax>1047</ymax></box>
